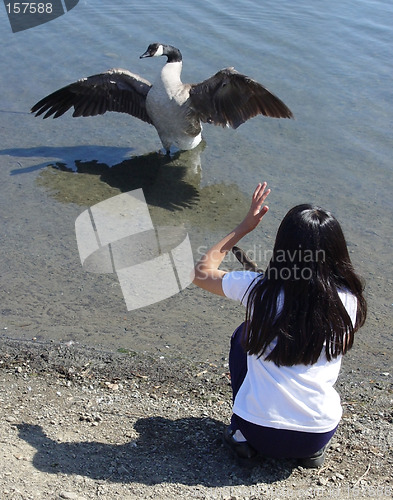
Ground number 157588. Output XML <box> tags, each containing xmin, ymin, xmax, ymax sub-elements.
<box><xmin>5</xmin><ymin>3</ymin><xmax>54</xmax><ymax>14</ymax></box>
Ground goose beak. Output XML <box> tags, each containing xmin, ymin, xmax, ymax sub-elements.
<box><xmin>140</xmin><ymin>49</ymin><xmax>151</xmax><ymax>59</ymax></box>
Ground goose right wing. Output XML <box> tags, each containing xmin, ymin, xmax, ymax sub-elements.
<box><xmin>189</xmin><ymin>68</ymin><xmax>293</xmax><ymax>129</ymax></box>
<box><xmin>31</xmin><ymin>69</ymin><xmax>153</xmax><ymax>124</ymax></box>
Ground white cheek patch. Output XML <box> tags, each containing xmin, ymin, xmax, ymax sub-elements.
<box><xmin>154</xmin><ymin>45</ymin><xmax>164</xmax><ymax>57</ymax></box>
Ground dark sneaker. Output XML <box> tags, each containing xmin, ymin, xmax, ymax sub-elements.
<box><xmin>222</xmin><ymin>426</ymin><xmax>257</xmax><ymax>460</ymax></box>
<box><xmin>299</xmin><ymin>440</ymin><xmax>332</xmax><ymax>468</ymax></box>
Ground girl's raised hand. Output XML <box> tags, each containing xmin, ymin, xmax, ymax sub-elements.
<box><xmin>240</xmin><ymin>182</ymin><xmax>271</xmax><ymax>233</ymax></box>
<box><xmin>193</xmin><ymin>182</ymin><xmax>270</xmax><ymax>295</ymax></box>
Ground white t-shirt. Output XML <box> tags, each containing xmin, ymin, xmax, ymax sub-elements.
<box><xmin>222</xmin><ymin>271</ymin><xmax>358</xmax><ymax>433</ymax></box>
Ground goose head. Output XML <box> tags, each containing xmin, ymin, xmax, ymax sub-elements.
<box><xmin>140</xmin><ymin>43</ymin><xmax>182</xmax><ymax>63</ymax></box>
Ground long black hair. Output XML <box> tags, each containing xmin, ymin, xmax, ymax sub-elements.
<box><xmin>243</xmin><ymin>204</ymin><xmax>367</xmax><ymax>366</ymax></box>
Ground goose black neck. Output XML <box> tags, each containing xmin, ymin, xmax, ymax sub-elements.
<box><xmin>163</xmin><ymin>45</ymin><xmax>182</xmax><ymax>63</ymax></box>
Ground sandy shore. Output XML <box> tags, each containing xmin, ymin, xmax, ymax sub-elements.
<box><xmin>0</xmin><ymin>336</ymin><xmax>391</xmax><ymax>500</ymax></box>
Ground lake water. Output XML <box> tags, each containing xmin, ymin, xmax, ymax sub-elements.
<box><xmin>0</xmin><ymin>0</ymin><xmax>392</xmax><ymax>372</ymax></box>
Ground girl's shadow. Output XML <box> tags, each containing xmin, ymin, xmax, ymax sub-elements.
<box><xmin>16</xmin><ymin>419</ymin><xmax>294</xmax><ymax>486</ymax></box>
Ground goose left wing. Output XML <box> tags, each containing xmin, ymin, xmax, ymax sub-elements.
<box><xmin>31</xmin><ymin>69</ymin><xmax>153</xmax><ymax>124</ymax></box>
<box><xmin>189</xmin><ymin>68</ymin><xmax>293</xmax><ymax>129</ymax></box>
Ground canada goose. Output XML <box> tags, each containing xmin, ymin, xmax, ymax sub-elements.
<box><xmin>31</xmin><ymin>43</ymin><xmax>293</xmax><ymax>154</ymax></box>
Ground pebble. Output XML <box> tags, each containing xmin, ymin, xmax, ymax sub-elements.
<box><xmin>59</xmin><ymin>492</ymin><xmax>79</xmax><ymax>500</ymax></box>
<box><xmin>104</xmin><ymin>382</ymin><xmax>119</xmax><ymax>391</ymax></box>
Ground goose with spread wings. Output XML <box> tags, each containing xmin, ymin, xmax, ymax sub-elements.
<box><xmin>31</xmin><ymin>43</ymin><xmax>293</xmax><ymax>153</ymax></box>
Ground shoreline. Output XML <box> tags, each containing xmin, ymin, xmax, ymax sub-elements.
<box><xmin>0</xmin><ymin>335</ymin><xmax>391</xmax><ymax>499</ymax></box>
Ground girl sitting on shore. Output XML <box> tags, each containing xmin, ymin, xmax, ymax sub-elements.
<box><xmin>193</xmin><ymin>182</ymin><xmax>367</xmax><ymax>467</ymax></box>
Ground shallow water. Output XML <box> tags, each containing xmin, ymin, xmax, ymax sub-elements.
<box><xmin>0</xmin><ymin>0</ymin><xmax>392</xmax><ymax>369</ymax></box>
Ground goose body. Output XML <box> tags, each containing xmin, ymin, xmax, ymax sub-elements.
<box><xmin>144</xmin><ymin>48</ymin><xmax>202</xmax><ymax>151</ymax></box>
<box><xmin>31</xmin><ymin>43</ymin><xmax>293</xmax><ymax>153</ymax></box>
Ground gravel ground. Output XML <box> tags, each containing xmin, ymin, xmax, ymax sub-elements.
<box><xmin>0</xmin><ymin>337</ymin><xmax>392</xmax><ymax>500</ymax></box>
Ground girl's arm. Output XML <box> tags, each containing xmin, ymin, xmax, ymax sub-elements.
<box><xmin>193</xmin><ymin>182</ymin><xmax>271</xmax><ymax>296</ymax></box>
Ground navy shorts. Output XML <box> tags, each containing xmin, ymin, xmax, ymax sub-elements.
<box><xmin>229</xmin><ymin>322</ymin><xmax>338</xmax><ymax>459</ymax></box>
